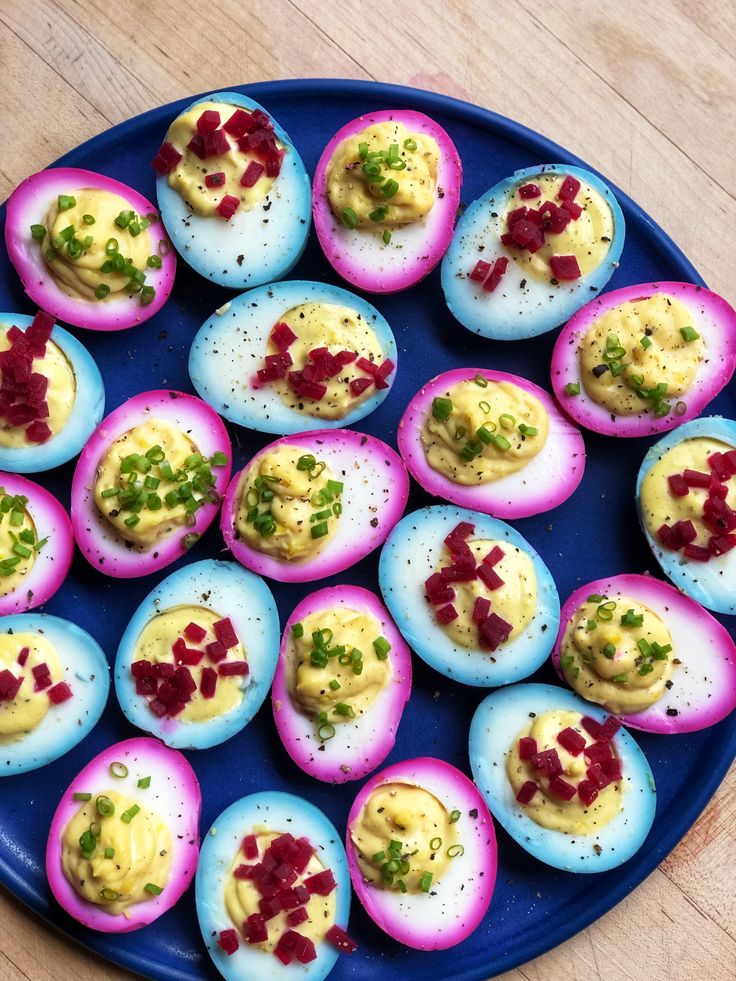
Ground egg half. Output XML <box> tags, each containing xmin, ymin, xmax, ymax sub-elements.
<box><xmin>189</xmin><ymin>280</ymin><xmax>397</xmax><ymax>435</ymax></box>
<box><xmin>5</xmin><ymin>167</ymin><xmax>175</xmax><ymax>331</ymax></box>
<box><xmin>115</xmin><ymin>558</ymin><xmax>279</xmax><ymax>750</ymax></box>
<box><xmin>71</xmin><ymin>390</ymin><xmax>231</xmax><ymax>578</ymax></box>
<box><xmin>551</xmin><ymin>282</ymin><xmax>736</xmax><ymax>437</ymax></box>
<box><xmin>312</xmin><ymin>110</ymin><xmax>462</xmax><ymax>293</ymax></box>
<box><xmin>441</xmin><ymin>163</ymin><xmax>625</xmax><ymax>340</ymax></box>
<box><xmin>196</xmin><ymin>791</ymin><xmax>352</xmax><ymax>980</ymax></box>
<box><xmin>345</xmin><ymin>756</ymin><xmax>497</xmax><ymax>950</ymax></box>
<box><xmin>469</xmin><ymin>683</ymin><xmax>656</xmax><ymax>872</ymax></box>
<box><xmin>46</xmin><ymin>736</ymin><xmax>200</xmax><ymax>931</ymax></box>
<box><xmin>271</xmin><ymin>584</ymin><xmax>411</xmax><ymax>783</ymax></box>
<box><xmin>379</xmin><ymin>505</ymin><xmax>560</xmax><ymax>687</ymax></box>
<box><xmin>397</xmin><ymin>367</ymin><xmax>586</xmax><ymax>518</ymax></box>
<box><xmin>551</xmin><ymin>573</ymin><xmax>736</xmax><ymax>734</ymax></box>
<box><xmin>0</xmin><ymin>613</ymin><xmax>109</xmax><ymax>775</ymax></box>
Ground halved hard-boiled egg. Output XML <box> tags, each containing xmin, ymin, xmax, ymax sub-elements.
<box><xmin>551</xmin><ymin>282</ymin><xmax>736</xmax><ymax>437</ymax></box>
<box><xmin>220</xmin><ymin>430</ymin><xmax>409</xmax><ymax>583</ymax></box>
<box><xmin>397</xmin><ymin>367</ymin><xmax>585</xmax><ymax>518</ymax></box>
<box><xmin>189</xmin><ymin>280</ymin><xmax>397</xmax><ymax>435</ymax></box>
<box><xmin>0</xmin><ymin>613</ymin><xmax>109</xmax><ymax>775</ymax></box>
<box><xmin>346</xmin><ymin>756</ymin><xmax>497</xmax><ymax>950</ymax></box>
<box><xmin>312</xmin><ymin>110</ymin><xmax>462</xmax><ymax>293</ymax></box>
<box><xmin>442</xmin><ymin>164</ymin><xmax>625</xmax><ymax>339</ymax></box>
<box><xmin>551</xmin><ymin>573</ymin><xmax>736</xmax><ymax>734</ymax></box>
<box><xmin>115</xmin><ymin>558</ymin><xmax>279</xmax><ymax>750</ymax></box>
<box><xmin>46</xmin><ymin>736</ymin><xmax>200</xmax><ymax>931</ymax></box>
<box><xmin>271</xmin><ymin>584</ymin><xmax>411</xmax><ymax>782</ymax></box>
<box><xmin>71</xmin><ymin>390</ymin><xmax>231</xmax><ymax>578</ymax></box>
<box><xmin>154</xmin><ymin>91</ymin><xmax>310</xmax><ymax>288</ymax></box>
<box><xmin>0</xmin><ymin>472</ymin><xmax>73</xmax><ymax>614</ymax></box>
<box><xmin>5</xmin><ymin>167</ymin><xmax>175</xmax><ymax>331</ymax></box>
<box><xmin>636</xmin><ymin>416</ymin><xmax>736</xmax><ymax>615</ymax></box>
<box><xmin>469</xmin><ymin>683</ymin><xmax>656</xmax><ymax>872</ymax></box>
<box><xmin>196</xmin><ymin>791</ymin><xmax>355</xmax><ymax>979</ymax></box>
<box><xmin>379</xmin><ymin>505</ymin><xmax>559</xmax><ymax>686</ymax></box>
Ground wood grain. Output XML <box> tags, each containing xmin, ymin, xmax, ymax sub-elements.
<box><xmin>0</xmin><ymin>0</ymin><xmax>734</xmax><ymax>979</ymax></box>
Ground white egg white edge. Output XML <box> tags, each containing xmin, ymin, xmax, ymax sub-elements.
<box><xmin>379</xmin><ymin>505</ymin><xmax>560</xmax><ymax>686</ymax></box>
<box><xmin>157</xmin><ymin>91</ymin><xmax>310</xmax><ymax>288</ymax></box>
<box><xmin>0</xmin><ymin>613</ymin><xmax>109</xmax><ymax>775</ymax></box>
<box><xmin>115</xmin><ymin>559</ymin><xmax>280</xmax><ymax>749</ymax></box>
<box><xmin>469</xmin><ymin>683</ymin><xmax>656</xmax><ymax>873</ymax></box>
<box><xmin>196</xmin><ymin>791</ymin><xmax>350</xmax><ymax>981</ymax></box>
<box><xmin>0</xmin><ymin>313</ymin><xmax>105</xmax><ymax>473</ymax></box>
<box><xmin>188</xmin><ymin>280</ymin><xmax>397</xmax><ymax>434</ymax></box>
<box><xmin>636</xmin><ymin>416</ymin><xmax>736</xmax><ymax>615</ymax></box>
<box><xmin>441</xmin><ymin>163</ymin><xmax>625</xmax><ymax>340</ymax></box>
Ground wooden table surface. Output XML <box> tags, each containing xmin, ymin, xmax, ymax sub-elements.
<box><xmin>1</xmin><ymin>1</ymin><xmax>734</xmax><ymax>979</ymax></box>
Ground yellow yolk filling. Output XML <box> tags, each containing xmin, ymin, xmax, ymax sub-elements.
<box><xmin>326</xmin><ymin>122</ymin><xmax>438</xmax><ymax>229</ymax></box>
<box><xmin>422</xmin><ymin>379</ymin><xmax>549</xmax><ymax>484</ymax></box>
<box><xmin>561</xmin><ymin>596</ymin><xmax>674</xmax><ymax>713</ymax></box>
<box><xmin>350</xmin><ymin>783</ymin><xmax>459</xmax><ymax>894</ymax></box>
<box><xmin>165</xmin><ymin>101</ymin><xmax>281</xmax><ymax>218</ymax></box>
<box><xmin>506</xmin><ymin>710</ymin><xmax>623</xmax><ymax>835</ymax></box>
<box><xmin>61</xmin><ymin>789</ymin><xmax>171</xmax><ymax>916</ymax></box>
<box><xmin>0</xmin><ymin>632</ymin><xmax>62</xmax><ymax>743</ymax></box>
<box><xmin>224</xmin><ymin>830</ymin><xmax>335</xmax><ymax>953</ymax></box>
<box><xmin>580</xmin><ymin>294</ymin><xmax>704</xmax><ymax>415</ymax></box>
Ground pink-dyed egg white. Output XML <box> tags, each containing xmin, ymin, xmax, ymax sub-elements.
<box><xmin>379</xmin><ymin>506</ymin><xmax>560</xmax><ymax>687</ymax></box>
<box><xmin>115</xmin><ymin>559</ymin><xmax>279</xmax><ymax>750</ymax></box>
<box><xmin>469</xmin><ymin>684</ymin><xmax>656</xmax><ymax>873</ymax></box>
<box><xmin>71</xmin><ymin>390</ymin><xmax>231</xmax><ymax>578</ymax></box>
<box><xmin>551</xmin><ymin>574</ymin><xmax>736</xmax><ymax>734</ymax></box>
<box><xmin>0</xmin><ymin>613</ymin><xmax>109</xmax><ymax>776</ymax></box>
<box><xmin>551</xmin><ymin>282</ymin><xmax>736</xmax><ymax>437</ymax></box>
<box><xmin>271</xmin><ymin>585</ymin><xmax>411</xmax><ymax>783</ymax></box>
<box><xmin>196</xmin><ymin>792</ymin><xmax>353</xmax><ymax>979</ymax></box>
<box><xmin>312</xmin><ymin>110</ymin><xmax>462</xmax><ymax>293</ymax></box>
<box><xmin>220</xmin><ymin>429</ymin><xmax>409</xmax><ymax>584</ymax></box>
<box><xmin>346</xmin><ymin>757</ymin><xmax>497</xmax><ymax>950</ymax></box>
<box><xmin>5</xmin><ymin>168</ymin><xmax>175</xmax><ymax>331</ymax></box>
<box><xmin>0</xmin><ymin>472</ymin><xmax>73</xmax><ymax>614</ymax></box>
<box><xmin>46</xmin><ymin>737</ymin><xmax>200</xmax><ymax>932</ymax></box>
<box><xmin>397</xmin><ymin>367</ymin><xmax>585</xmax><ymax>518</ymax></box>
<box><xmin>636</xmin><ymin>416</ymin><xmax>736</xmax><ymax>616</ymax></box>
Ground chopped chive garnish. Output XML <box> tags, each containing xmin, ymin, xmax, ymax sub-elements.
<box><xmin>373</xmin><ymin>636</ymin><xmax>391</xmax><ymax>659</ymax></box>
<box><xmin>420</xmin><ymin>871</ymin><xmax>433</xmax><ymax>892</ymax></box>
<box><xmin>381</xmin><ymin>178</ymin><xmax>399</xmax><ymax>198</ymax></box>
<box><xmin>492</xmin><ymin>434</ymin><xmax>511</xmax><ymax>450</ymax></box>
<box><xmin>292</xmin><ymin>622</ymin><xmax>304</xmax><ymax>638</ymax></box>
<box><xmin>317</xmin><ymin>722</ymin><xmax>336</xmax><ymax>741</ymax></box>
<box><xmin>429</xmin><ymin>836</ymin><xmax>442</xmax><ymax>850</ymax></box>
<box><xmin>612</xmin><ymin>672</ymin><xmax>629</xmax><ymax>683</ymax></box>
<box><xmin>333</xmin><ymin>702</ymin><xmax>355</xmax><ymax>718</ymax></box>
<box><xmin>73</xmin><ymin>792</ymin><xmax>92</xmax><ymax>802</ymax></box>
<box><xmin>373</xmin><ymin>850</ymin><xmax>386</xmax><ymax>862</ymax></box>
<box><xmin>602</xmin><ymin>643</ymin><xmax>616</xmax><ymax>659</ymax></box>
<box><xmin>341</xmin><ymin>207</ymin><xmax>358</xmax><ymax>229</ymax></box>
<box><xmin>137</xmin><ymin>776</ymin><xmax>151</xmax><ymax>789</ymax></box>
<box><xmin>565</xmin><ymin>382</ymin><xmax>581</xmax><ymax>396</ymax></box>
<box><xmin>449</xmin><ymin>809</ymin><xmax>461</xmax><ymax>823</ymax></box>
<box><xmin>447</xmin><ymin>844</ymin><xmax>465</xmax><ymax>858</ymax></box>
<box><xmin>311</xmin><ymin>521</ymin><xmax>329</xmax><ymax>539</ymax></box>
<box><xmin>104</xmin><ymin>847</ymin><xmax>115</xmax><ymax>859</ymax></box>
<box><xmin>587</xmin><ymin>594</ymin><xmax>603</xmax><ymax>603</ymax></box>
<box><xmin>358</xmin><ymin>142</ymin><xmax>369</xmax><ymax>160</ymax></box>
<box><xmin>404</xmin><ymin>138</ymin><xmax>417</xmax><ymax>150</ymax></box>
<box><xmin>431</xmin><ymin>396</ymin><xmax>453</xmax><ymax>422</ymax></box>
<box><xmin>382</xmin><ymin>229</ymin><xmax>392</xmax><ymax>244</ymax></box>
<box><xmin>329</xmin><ymin>679</ymin><xmax>341</xmax><ymax>691</ymax></box>
<box><xmin>100</xmin><ymin>887</ymin><xmax>120</xmax><ymax>902</ymax></box>
<box><xmin>144</xmin><ymin>883</ymin><xmax>163</xmax><ymax>895</ymax></box>
<box><xmin>30</xmin><ymin>224</ymin><xmax>46</xmax><ymax>240</ymax></box>
<box><xmin>680</xmin><ymin>326</ymin><xmax>700</xmax><ymax>342</ymax></box>
<box><xmin>518</xmin><ymin>423</ymin><xmax>538</xmax><ymax>437</ymax></box>
<box><xmin>95</xmin><ymin>283</ymin><xmax>110</xmax><ymax>300</ymax></box>
<box><xmin>121</xmin><ymin>804</ymin><xmax>140</xmax><ymax>824</ymax></box>
<box><xmin>641</xmin><ymin>335</ymin><xmax>652</xmax><ymax>350</ymax></box>
<box><xmin>147</xmin><ymin>254</ymin><xmax>163</xmax><ymax>268</ymax></box>
<box><xmin>109</xmin><ymin>761</ymin><xmax>128</xmax><ymax>779</ymax></box>
<box><xmin>57</xmin><ymin>194</ymin><xmax>76</xmax><ymax>211</ymax></box>
<box><xmin>96</xmin><ymin>795</ymin><xmax>115</xmax><ymax>817</ymax></box>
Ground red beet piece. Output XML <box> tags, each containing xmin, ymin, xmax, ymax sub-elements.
<box><xmin>441</xmin><ymin>552</ymin><xmax>477</xmax><ymax>582</ymax></box>
<box><xmin>708</xmin><ymin>452</ymin><xmax>733</xmax><ymax>481</ymax></box>
<box><xmin>28</xmin><ymin>373</ymin><xmax>48</xmax><ymax>399</ymax></box>
<box><xmin>469</xmin><ymin>259</ymin><xmax>492</xmax><ymax>283</ymax></box>
<box><xmin>223</xmin><ymin>108</ymin><xmax>255</xmax><ymax>138</ymax></box>
<box><xmin>472</xmin><ymin>596</ymin><xmax>491</xmax><ymax>622</ymax></box>
<box><xmin>518</xmin><ymin>736</ymin><xmax>537</xmax><ymax>760</ymax></box>
<box><xmin>659</xmin><ymin>523</ymin><xmax>677</xmax><ymax>549</ymax></box>
<box><xmin>683</xmin><ymin>468</ymin><xmax>711</xmax><ymax>488</ymax></box>
<box><xmin>153</xmin><ymin>662</ymin><xmax>175</xmax><ymax>679</ymax></box>
<box><xmin>374</xmin><ymin>358</ymin><xmax>395</xmax><ymax>390</ymax></box>
<box><xmin>26</xmin><ymin>421</ymin><xmax>52</xmax><ymax>443</ymax></box>
<box><xmin>196</xmin><ymin>109</ymin><xmax>220</xmax><ymax>133</ymax></box>
<box><xmin>684</xmin><ymin>542</ymin><xmax>711</xmax><ymax>561</ymax></box>
<box><xmin>0</xmin><ymin>669</ymin><xmax>23</xmax><ymax>700</ymax></box>
<box><xmin>668</xmin><ymin>473</ymin><xmax>689</xmax><ymax>497</ymax></box>
<box><xmin>531</xmin><ymin>748</ymin><xmax>563</xmax><ymax>777</ymax></box>
<box><xmin>172</xmin><ymin>637</ymin><xmax>204</xmax><ymax>666</ymax></box>
<box><xmin>548</xmin><ymin>775</ymin><xmax>577</xmax><ymax>801</ymax></box>
<box><xmin>151</xmin><ymin>141</ymin><xmax>182</xmax><ymax>175</ymax></box>
<box><xmin>519</xmin><ymin>182</ymin><xmax>541</xmax><ymax>199</ymax></box>
<box><xmin>7</xmin><ymin>404</ymin><xmax>36</xmax><ymax>426</ymax></box>
<box><xmin>292</xmin><ymin>839</ymin><xmax>313</xmax><ymax>876</ymax></box>
<box><xmin>276</xmin><ymin>886</ymin><xmax>301</xmax><ymax>910</ymax></box>
<box><xmin>183</xmin><ymin>621</ymin><xmax>207</xmax><ymax>643</ymax></box>
<box><xmin>294</xmin><ymin>934</ymin><xmax>317</xmax><ymax>964</ymax></box>
<box><xmin>511</xmin><ymin>218</ymin><xmax>541</xmax><ymax>248</ymax></box>
<box><xmin>148</xmin><ymin>698</ymin><xmax>168</xmax><ymax>718</ymax></box>
<box><xmin>436</xmin><ymin>603</ymin><xmax>458</xmax><ymax>625</ymax></box>
<box><xmin>286</xmin><ymin>907</ymin><xmax>309</xmax><ymax>928</ymax></box>
<box><xmin>515</xmin><ymin>780</ymin><xmax>538</xmax><ymax>805</ymax></box>
<box><xmin>558</xmin><ymin>175</ymin><xmax>581</xmax><ymax>201</ymax></box>
<box><xmin>428</xmin><ymin>586</ymin><xmax>456</xmax><ymax>605</ymax></box>
<box><xmin>445</xmin><ymin>521</ymin><xmax>475</xmax><ymax>551</ymax></box>
<box><xmin>204</xmin><ymin>172</ymin><xmax>226</xmax><ymax>189</ymax></box>
<box><xmin>479</xmin><ymin>613</ymin><xmax>513</xmax><ymax>651</ymax></box>
<box><xmin>174</xmin><ymin>666</ymin><xmax>197</xmax><ymax>696</ymax></box>
<box><xmin>251</xmin><ymin>109</ymin><xmax>274</xmax><ymax>131</ymax></box>
<box><xmin>601</xmin><ymin>757</ymin><xmax>623</xmax><ymax>781</ymax></box>
<box><xmin>561</xmin><ymin>199</ymin><xmax>583</xmax><ymax>220</ymax></box>
<box><xmin>325</xmin><ymin>925</ymin><xmax>358</xmax><ymax>955</ymax></box>
<box><xmin>347</xmin><ymin>376</ymin><xmax>372</xmax><ymax>397</ymax></box>
<box><xmin>259</xmin><ymin>895</ymin><xmax>282</xmax><ymax>920</ymax></box>
<box><xmin>32</xmin><ymin>663</ymin><xmax>50</xmax><ymax>681</ymax></box>
<box><xmin>233</xmin><ymin>863</ymin><xmax>256</xmax><ymax>880</ymax></box>
<box><xmin>710</xmin><ymin>476</ymin><xmax>729</xmax><ymax>500</ymax></box>
<box><xmin>304</xmin><ymin>869</ymin><xmax>336</xmax><ymax>896</ymax></box>
<box><xmin>483</xmin><ymin>545</ymin><xmax>505</xmax><ymax>567</ymax></box>
<box><xmin>216</xmin><ymin>195</ymin><xmax>240</xmax><ymax>220</ymax></box>
<box><xmin>187</xmin><ymin>133</ymin><xmax>206</xmax><ymax>159</ymax></box>
<box><xmin>723</xmin><ymin>449</ymin><xmax>736</xmax><ymax>474</ymax></box>
<box><xmin>506</xmin><ymin>206</ymin><xmax>528</xmax><ymax>229</ymax></box>
<box><xmin>549</xmin><ymin>254</ymin><xmax>582</xmax><ymax>280</ymax></box>
<box><xmin>578</xmin><ymin>779</ymin><xmax>599</xmax><ymax>807</ymax></box>
<box><xmin>483</xmin><ymin>256</ymin><xmax>510</xmax><ymax>291</ymax></box>
<box><xmin>217</xmin><ymin>928</ymin><xmax>239</xmax><ymax>956</ymax></box>
<box><xmin>219</xmin><ymin>661</ymin><xmax>249</xmax><ymax>676</ymax></box>
<box><xmin>673</xmin><ymin>519</ymin><xmax>697</xmax><ymax>545</ymax></box>
<box><xmin>242</xmin><ymin>834</ymin><xmax>259</xmax><ymax>860</ymax></box>
<box><xmin>335</xmin><ymin>350</ymin><xmax>358</xmax><ymax>367</ymax></box>
<box><xmin>586</xmin><ymin>763</ymin><xmax>609</xmax><ymax>790</ymax></box>
<box><xmin>477</xmin><ymin>563</ymin><xmax>504</xmax><ymax>591</ymax></box>
<box><xmin>557</xmin><ymin>726</ymin><xmax>586</xmax><ymax>756</ymax></box>
<box><xmin>425</xmin><ymin>572</ymin><xmax>447</xmax><ymax>599</ymax></box>
<box><xmin>274</xmin><ymin>862</ymin><xmax>298</xmax><ymax>889</ymax></box>
<box><xmin>599</xmin><ymin>716</ymin><xmax>622</xmax><ymax>741</ymax></box>
<box><xmin>48</xmin><ymin>681</ymin><xmax>72</xmax><ymax>704</ymax></box>
<box><xmin>28</xmin><ymin>310</ymin><xmax>54</xmax><ymax>344</ymax></box>
<box><xmin>200</xmin><ymin>666</ymin><xmax>217</xmax><ymax>699</ymax></box>
<box><xmin>265</xmin><ymin>151</ymin><xmax>284</xmax><ymax>178</ymax></box>
<box><xmin>241</xmin><ymin>160</ymin><xmax>265</xmax><ymax>187</ymax></box>
<box><xmin>17</xmin><ymin>647</ymin><xmax>29</xmax><ymax>667</ymax></box>
<box><xmin>584</xmin><ymin>740</ymin><xmax>612</xmax><ymax>764</ymax></box>
<box><xmin>202</xmin><ymin>128</ymin><xmax>230</xmax><ymax>157</ymax></box>
<box><xmin>709</xmin><ymin>534</ymin><xmax>736</xmax><ymax>556</ymax></box>
<box><xmin>213</xmin><ymin>617</ymin><xmax>238</xmax><ymax>649</ymax></box>
<box><xmin>271</xmin><ymin>321</ymin><xmax>297</xmax><ymax>352</ymax></box>
<box><xmin>135</xmin><ymin>676</ymin><xmax>157</xmax><ymax>697</ymax></box>
<box><xmin>243</xmin><ymin>913</ymin><xmax>269</xmax><ymax>944</ymax></box>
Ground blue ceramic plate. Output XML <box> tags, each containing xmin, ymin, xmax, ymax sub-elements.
<box><xmin>0</xmin><ymin>79</ymin><xmax>733</xmax><ymax>981</ymax></box>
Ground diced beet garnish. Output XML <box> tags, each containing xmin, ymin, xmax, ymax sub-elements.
<box><xmin>506</xmin><ymin>206</ymin><xmax>528</xmax><ymax>229</ymax></box>
<box><xmin>483</xmin><ymin>256</ymin><xmax>510</xmax><ymax>291</ymax></box>
<box><xmin>292</xmin><ymin>839</ymin><xmax>314</xmax><ymax>876</ymax></box>
<box><xmin>216</xmin><ymin>195</ymin><xmax>240</xmax><ymax>220</ymax></box>
<box><xmin>304</xmin><ymin>869</ymin><xmax>336</xmax><ymax>896</ymax></box>
<box><xmin>233</xmin><ymin>863</ymin><xmax>256</xmax><ymax>880</ymax></box>
<box><xmin>271</xmin><ymin>321</ymin><xmax>297</xmax><ymax>352</ymax></box>
<box><xmin>151</xmin><ymin>141</ymin><xmax>182</xmax><ymax>175</ymax></box>
<box><xmin>265</xmin><ymin>151</ymin><xmax>284</xmax><ymax>178</ymax></box>
<box><xmin>243</xmin><ymin>913</ymin><xmax>269</xmax><ymax>944</ymax></box>
<box><xmin>241</xmin><ymin>160</ymin><xmax>265</xmax><ymax>187</ymax></box>
<box><xmin>479</xmin><ymin>612</ymin><xmax>513</xmax><ymax>651</ymax></box>
<box><xmin>172</xmin><ymin>637</ymin><xmax>204</xmax><ymax>665</ymax></box>
<box><xmin>710</xmin><ymin>476</ymin><xmax>729</xmax><ymax>500</ymax></box>
<box><xmin>335</xmin><ymin>349</ymin><xmax>358</xmax><ymax>367</ymax></box>
<box><xmin>548</xmin><ymin>776</ymin><xmax>577</xmax><ymax>801</ymax></box>
<box><xmin>684</xmin><ymin>542</ymin><xmax>711</xmax><ymax>561</ymax></box>
<box><xmin>561</xmin><ymin>199</ymin><xmax>583</xmax><ymax>220</ymax></box>
<box><xmin>344</xmin><ymin>373</ymin><xmax>371</xmax><ymax>396</ymax></box>
<box><xmin>276</xmin><ymin>929</ymin><xmax>298</xmax><ymax>954</ymax></box>
<box><xmin>549</xmin><ymin>254</ymin><xmax>581</xmax><ymax>280</ymax></box>
<box><xmin>511</xmin><ymin>218</ymin><xmax>541</xmax><ymax>248</ymax></box>
<box><xmin>286</xmin><ymin>907</ymin><xmax>309</xmax><ymax>928</ymax></box>
<box><xmin>259</xmin><ymin>894</ymin><xmax>282</xmax><ymax>920</ymax></box>
<box><xmin>708</xmin><ymin>452</ymin><xmax>733</xmax><ymax>482</ymax></box>
<box><xmin>276</xmin><ymin>886</ymin><xmax>301</xmax><ymax>910</ymax></box>
<box><xmin>518</xmin><ymin>736</ymin><xmax>537</xmax><ymax>760</ymax></box>
<box><xmin>196</xmin><ymin>109</ymin><xmax>221</xmax><ymax>133</ymax></box>
<box><xmin>424</xmin><ymin>572</ymin><xmax>446</xmax><ymax>599</ymax></box>
<box><xmin>223</xmin><ymin>108</ymin><xmax>255</xmax><ymax>138</ymax></box>
<box><xmin>683</xmin><ymin>468</ymin><xmax>711</xmax><ymax>488</ymax></box>
<box><xmin>436</xmin><ymin>603</ymin><xmax>458</xmax><ymax>625</ymax></box>
<box><xmin>483</xmin><ymin>545</ymin><xmax>505</xmax><ymax>567</ymax></box>
<box><xmin>202</xmin><ymin>127</ymin><xmax>230</xmax><ymax>157</ymax></box>
<box><xmin>515</xmin><ymin>780</ymin><xmax>538</xmax><ymax>805</ymax></box>
<box><xmin>173</xmin><ymin>665</ymin><xmax>197</xmax><ymax>695</ymax></box>
<box><xmin>34</xmin><ymin>673</ymin><xmax>52</xmax><ymax>692</ymax></box>
<box><xmin>472</xmin><ymin>596</ymin><xmax>491</xmax><ymax>622</ymax></box>
<box><xmin>7</xmin><ymin>404</ymin><xmax>36</xmax><ymax>426</ymax></box>
<box><xmin>217</xmin><ymin>928</ymin><xmax>239</xmax><ymax>956</ymax></box>
<box><xmin>469</xmin><ymin>259</ymin><xmax>492</xmax><ymax>282</ymax></box>
<box><xmin>557</xmin><ymin>726</ymin><xmax>586</xmax><ymax>756</ymax></box>
<box><xmin>274</xmin><ymin>862</ymin><xmax>298</xmax><ymax>889</ymax></box>
<box><xmin>26</xmin><ymin>421</ymin><xmax>52</xmax><ymax>443</ymax></box>
<box><xmin>584</xmin><ymin>740</ymin><xmax>612</xmax><ymax>764</ymax></box>
<box><xmin>0</xmin><ymin>669</ymin><xmax>23</xmax><ymax>701</ymax></box>
<box><xmin>218</xmin><ymin>661</ymin><xmax>249</xmax><ymax>676</ymax></box>
<box><xmin>32</xmin><ymin>663</ymin><xmax>50</xmax><ymax>681</ymax></box>
<box><xmin>200</xmin><ymin>666</ymin><xmax>217</xmax><ymax>699</ymax></box>
<box><xmin>586</xmin><ymin>763</ymin><xmax>609</xmax><ymax>790</ymax></box>
<box><xmin>204</xmin><ymin>172</ymin><xmax>226</xmax><ymax>189</ymax></box>
<box><xmin>187</xmin><ymin>133</ymin><xmax>206</xmax><ymax>159</ymax></box>
<box><xmin>242</xmin><ymin>834</ymin><xmax>259</xmax><ymax>860</ymax></box>
<box><xmin>48</xmin><ymin>681</ymin><xmax>72</xmax><ymax>704</ymax></box>
<box><xmin>444</xmin><ymin>521</ymin><xmax>475</xmax><ymax>552</ymax></box>
<box><xmin>558</xmin><ymin>175</ymin><xmax>581</xmax><ymax>201</ymax></box>
<box><xmin>183</xmin><ymin>621</ymin><xmax>207</xmax><ymax>643</ymax></box>
<box><xmin>668</xmin><ymin>473</ymin><xmax>689</xmax><ymax>497</ymax></box>
<box><xmin>723</xmin><ymin>449</ymin><xmax>736</xmax><ymax>474</ymax></box>
<box><xmin>578</xmin><ymin>779</ymin><xmax>599</xmax><ymax>807</ymax></box>
<box><xmin>135</xmin><ymin>675</ymin><xmax>157</xmax><ymax>697</ymax></box>
<box><xmin>441</xmin><ymin>552</ymin><xmax>477</xmax><ymax>582</ymax></box>
<box><xmin>213</xmin><ymin>618</ymin><xmax>238</xmax><ymax>649</ymax></box>
<box><xmin>674</xmin><ymin>519</ymin><xmax>697</xmax><ymax>545</ymax></box>
<box><xmin>153</xmin><ymin>661</ymin><xmax>175</xmax><ymax>679</ymax></box>
<box><xmin>28</xmin><ymin>373</ymin><xmax>48</xmax><ymax>399</ymax></box>
<box><xmin>531</xmin><ymin>748</ymin><xmax>563</xmax><ymax>777</ymax></box>
<box><xmin>598</xmin><ymin>716</ymin><xmax>622</xmax><ymax>742</ymax></box>
<box><xmin>251</xmin><ymin>109</ymin><xmax>274</xmax><ymax>130</ymax></box>
<box><xmin>325</xmin><ymin>925</ymin><xmax>358</xmax><ymax>955</ymax></box>
<box><xmin>148</xmin><ymin>698</ymin><xmax>168</xmax><ymax>718</ymax></box>
<box><xmin>519</xmin><ymin>182</ymin><xmax>541</xmax><ymax>199</ymax></box>
<box><xmin>428</xmin><ymin>587</ymin><xmax>455</xmax><ymax>605</ymax></box>
<box><xmin>294</xmin><ymin>934</ymin><xmax>317</xmax><ymax>964</ymax></box>
<box><xmin>477</xmin><ymin>563</ymin><xmax>504</xmax><ymax>591</ymax></box>
<box><xmin>709</xmin><ymin>533</ymin><xmax>736</xmax><ymax>556</ymax></box>
<box><xmin>374</xmin><ymin>358</ymin><xmax>395</xmax><ymax>390</ymax></box>
<box><xmin>601</xmin><ymin>757</ymin><xmax>623</xmax><ymax>782</ymax></box>
<box><xmin>17</xmin><ymin>647</ymin><xmax>29</xmax><ymax>667</ymax></box>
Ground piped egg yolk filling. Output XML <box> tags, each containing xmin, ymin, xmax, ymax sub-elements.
<box><xmin>61</xmin><ymin>789</ymin><xmax>171</xmax><ymax>916</ymax></box>
<box><xmin>33</xmin><ymin>189</ymin><xmax>158</xmax><ymax>305</ymax></box>
<box><xmin>261</xmin><ymin>302</ymin><xmax>394</xmax><ymax>420</ymax></box>
<box><xmin>506</xmin><ymin>710</ymin><xmax>623</xmax><ymax>835</ymax></box>
<box><xmin>164</xmin><ymin>101</ymin><xmax>283</xmax><ymax>219</ymax></box>
<box><xmin>0</xmin><ymin>632</ymin><xmax>62</xmax><ymax>743</ymax></box>
<box><xmin>640</xmin><ymin>436</ymin><xmax>736</xmax><ymax>557</ymax></box>
<box><xmin>224</xmin><ymin>830</ymin><xmax>336</xmax><ymax>956</ymax></box>
<box><xmin>0</xmin><ymin>489</ymin><xmax>43</xmax><ymax>595</ymax></box>
<box><xmin>236</xmin><ymin>445</ymin><xmax>343</xmax><ymax>562</ymax></box>
<box><xmin>0</xmin><ymin>323</ymin><xmax>75</xmax><ymax>448</ymax></box>
<box><xmin>131</xmin><ymin>605</ymin><xmax>248</xmax><ymax>723</ymax></box>
<box><xmin>285</xmin><ymin>607</ymin><xmax>391</xmax><ymax>738</ymax></box>
<box><xmin>422</xmin><ymin>378</ymin><xmax>549</xmax><ymax>485</ymax></box>
<box><xmin>561</xmin><ymin>594</ymin><xmax>674</xmax><ymax>713</ymax></box>
<box><xmin>326</xmin><ymin>122</ymin><xmax>438</xmax><ymax>231</ymax></box>
<box><xmin>350</xmin><ymin>783</ymin><xmax>461</xmax><ymax>895</ymax></box>
<box><xmin>501</xmin><ymin>172</ymin><xmax>613</xmax><ymax>283</ymax></box>
<box><xmin>580</xmin><ymin>294</ymin><xmax>704</xmax><ymax>417</ymax></box>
